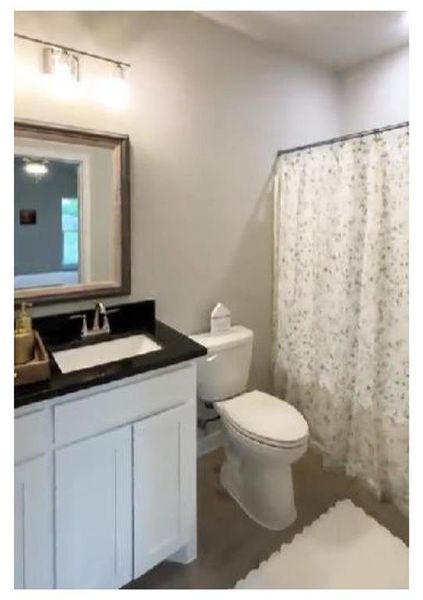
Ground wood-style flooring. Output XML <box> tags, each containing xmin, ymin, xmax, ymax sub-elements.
<box><xmin>124</xmin><ymin>446</ymin><xmax>408</xmax><ymax>589</ymax></box>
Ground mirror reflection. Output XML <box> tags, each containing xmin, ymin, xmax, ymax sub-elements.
<box><xmin>14</xmin><ymin>123</ymin><xmax>130</xmax><ymax>303</ymax></box>
<box><xmin>15</xmin><ymin>156</ymin><xmax>81</xmax><ymax>288</ymax></box>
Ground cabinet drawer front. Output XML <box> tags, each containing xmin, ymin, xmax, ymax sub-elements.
<box><xmin>15</xmin><ymin>410</ymin><xmax>50</xmax><ymax>463</ymax></box>
<box><xmin>54</xmin><ymin>363</ymin><xmax>196</xmax><ymax>445</ymax></box>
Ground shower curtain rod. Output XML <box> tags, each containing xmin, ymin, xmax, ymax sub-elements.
<box><xmin>276</xmin><ymin>121</ymin><xmax>409</xmax><ymax>157</ymax></box>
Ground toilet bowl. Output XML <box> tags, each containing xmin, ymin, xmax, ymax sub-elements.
<box><xmin>191</xmin><ymin>326</ymin><xmax>309</xmax><ymax>531</ymax></box>
<box><xmin>216</xmin><ymin>390</ymin><xmax>308</xmax><ymax>530</ymax></box>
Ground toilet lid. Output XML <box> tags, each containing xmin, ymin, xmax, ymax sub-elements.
<box><xmin>218</xmin><ymin>390</ymin><xmax>308</xmax><ymax>447</ymax></box>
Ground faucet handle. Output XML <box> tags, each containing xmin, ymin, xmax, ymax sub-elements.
<box><xmin>102</xmin><ymin>307</ymin><xmax>120</xmax><ymax>334</ymax></box>
<box><xmin>69</xmin><ymin>313</ymin><xmax>88</xmax><ymax>338</ymax></box>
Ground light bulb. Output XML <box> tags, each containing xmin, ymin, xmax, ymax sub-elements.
<box><xmin>42</xmin><ymin>47</ymin><xmax>81</xmax><ymax>100</ymax></box>
<box><xmin>97</xmin><ymin>63</ymin><xmax>129</xmax><ymax>109</ymax></box>
<box><xmin>43</xmin><ymin>47</ymin><xmax>79</xmax><ymax>82</ymax></box>
<box><xmin>56</xmin><ymin>55</ymin><xmax>73</xmax><ymax>81</ymax></box>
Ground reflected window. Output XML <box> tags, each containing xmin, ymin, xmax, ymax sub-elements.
<box><xmin>14</xmin><ymin>156</ymin><xmax>81</xmax><ymax>289</ymax></box>
<box><xmin>61</xmin><ymin>198</ymin><xmax>79</xmax><ymax>267</ymax></box>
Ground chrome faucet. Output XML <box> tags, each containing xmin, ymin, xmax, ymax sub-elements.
<box><xmin>70</xmin><ymin>301</ymin><xmax>119</xmax><ymax>339</ymax></box>
<box><xmin>93</xmin><ymin>301</ymin><xmax>110</xmax><ymax>335</ymax></box>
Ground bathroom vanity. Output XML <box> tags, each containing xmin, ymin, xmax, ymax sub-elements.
<box><xmin>14</xmin><ymin>300</ymin><xmax>206</xmax><ymax>589</ymax></box>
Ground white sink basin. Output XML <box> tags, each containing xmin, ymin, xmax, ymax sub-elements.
<box><xmin>53</xmin><ymin>334</ymin><xmax>162</xmax><ymax>374</ymax></box>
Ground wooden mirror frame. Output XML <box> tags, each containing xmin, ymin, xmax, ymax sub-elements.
<box><xmin>14</xmin><ymin>120</ymin><xmax>130</xmax><ymax>305</ymax></box>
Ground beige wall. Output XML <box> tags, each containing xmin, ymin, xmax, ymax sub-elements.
<box><xmin>339</xmin><ymin>45</ymin><xmax>409</xmax><ymax>134</ymax></box>
<box><xmin>14</xmin><ymin>11</ymin><xmax>341</xmax><ymax>392</ymax></box>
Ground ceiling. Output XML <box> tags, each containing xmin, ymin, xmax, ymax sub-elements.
<box><xmin>199</xmin><ymin>11</ymin><xmax>409</xmax><ymax>71</ymax></box>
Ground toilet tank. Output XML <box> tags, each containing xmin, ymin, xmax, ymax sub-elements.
<box><xmin>190</xmin><ymin>326</ymin><xmax>254</xmax><ymax>401</ymax></box>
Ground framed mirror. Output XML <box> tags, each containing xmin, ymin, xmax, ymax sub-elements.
<box><xmin>14</xmin><ymin>120</ymin><xmax>130</xmax><ymax>304</ymax></box>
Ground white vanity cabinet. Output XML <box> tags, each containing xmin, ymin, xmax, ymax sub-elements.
<box><xmin>14</xmin><ymin>360</ymin><xmax>197</xmax><ymax>589</ymax></box>
<box><xmin>55</xmin><ymin>426</ymin><xmax>133</xmax><ymax>589</ymax></box>
<box><xmin>14</xmin><ymin>455</ymin><xmax>54</xmax><ymax>589</ymax></box>
<box><xmin>134</xmin><ymin>402</ymin><xmax>196</xmax><ymax>575</ymax></box>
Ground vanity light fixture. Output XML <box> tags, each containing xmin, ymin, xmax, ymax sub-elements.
<box><xmin>43</xmin><ymin>47</ymin><xmax>79</xmax><ymax>81</ymax></box>
<box><xmin>111</xmin><ymin>63</ymin><xmax>129</xmax><ymax>104</ymax></box>
<box><xmin>115</xmin><ymin>63</ymin><xmax>126</xmax><ymax>80</ymax></box>
<box><xmin>97</xmin><ymin>62</ymin><xmax>129</xmax><ymax>109</ymax></box>
<box><xmin>15</xmin><ymin>33</ymin><xmax>130</xmax><ymax>79</ymax></box>
<box><xmin>111</xmin><ymin>63</ymin><xmax>128</xmax><ymax>95</ymax></box>
<box><xmin>15</xmin><ymin>33</ymin><xmax>131</xmax><ymax>107</ymax></box>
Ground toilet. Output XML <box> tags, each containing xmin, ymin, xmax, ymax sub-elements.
<box><xmin>191</xmin><ymin>325</ymin><xmax>309</xmax><ymax>531</ymax></box>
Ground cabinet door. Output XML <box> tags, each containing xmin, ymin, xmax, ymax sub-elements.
<box><xmin>55</xmin><ymin>427</ymin><xmax>132</xmax><ymax>589</ymax></box>
<box><xmin>15</xmin><ymin>455</ymin><xmax>54</xmax><ymax>589</ymax></box>
<box><xmin>133</xmin><ymin>403</ymin><xmax>195</xmax><ymax>576</ymax></box>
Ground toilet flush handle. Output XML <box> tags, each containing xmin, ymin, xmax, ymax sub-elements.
<box><xmin>206</xmin><ymin>353</ymin><xmax>218</xmax><ymax>363</ymax></box>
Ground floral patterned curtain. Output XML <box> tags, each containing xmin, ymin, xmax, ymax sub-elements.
<box><xmin>272</xmin><ymin>125</ymin><xmax>409</xmax><ymax>514</ymax></box>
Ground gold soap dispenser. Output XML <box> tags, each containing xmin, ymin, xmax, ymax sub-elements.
<box><xmin>14</xmin><ymin>302</ymin><xmax>35</xmax><ymax>365</ymax></box>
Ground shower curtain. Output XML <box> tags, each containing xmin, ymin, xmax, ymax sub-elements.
<box><xmin>272</xmin><ymin>125</ymin><xmax>409</xmax><ymax>514</ymax></box>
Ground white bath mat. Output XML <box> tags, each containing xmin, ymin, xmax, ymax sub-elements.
<box><xmin>235</xmin><ymin>499</ymin><xmax>408</xmax><ymax>589</ymax></box>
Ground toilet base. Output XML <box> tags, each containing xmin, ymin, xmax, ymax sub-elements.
<box><xmin>218</xmin><ymin>422</ymin><xmax>303</xmax><ymax>531</ymax></box>
<box><xmin>220</xmin><ymin>460</ymin><xmax>297</xmax><ymax>531</ymax></box>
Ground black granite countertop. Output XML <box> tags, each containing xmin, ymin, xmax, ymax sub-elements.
<box><xmin>14</xmin><ymin>300</ymin><xmax>207</xmax><ymax>409</ymax></box>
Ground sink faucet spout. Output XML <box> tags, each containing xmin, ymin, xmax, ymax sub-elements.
<box><xmin>93</xmin><ymin>301</ymin><xmax>109</xmax><ymax>334</ymax></box>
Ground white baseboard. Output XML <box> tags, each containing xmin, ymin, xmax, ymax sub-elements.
<box><xmin>197</xmin><ymin>428</ymin><xmax>223</xmax><ymax>457</ymax></box>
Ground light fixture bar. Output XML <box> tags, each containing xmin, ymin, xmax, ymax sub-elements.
<box><xmin>14</xmin><ymin>32</ymin><xmax>130</xmax><ymax>68</ymax></box>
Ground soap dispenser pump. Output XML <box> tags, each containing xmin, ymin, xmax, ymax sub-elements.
<box><xmin>14</xmin><ymin>302</ymin><xmax>35</xmax><ymax>365</ymax></box>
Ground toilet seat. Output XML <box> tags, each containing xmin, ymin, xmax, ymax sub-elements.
<box><xmin>217</xmin><ymin>390</ymin><xmax>308</xmax><ymax>449</ymax></box>
<box><xmin>223</xmin><ymin>418</ymin><xmax>307</xmax><ymax>450</ymax></box>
